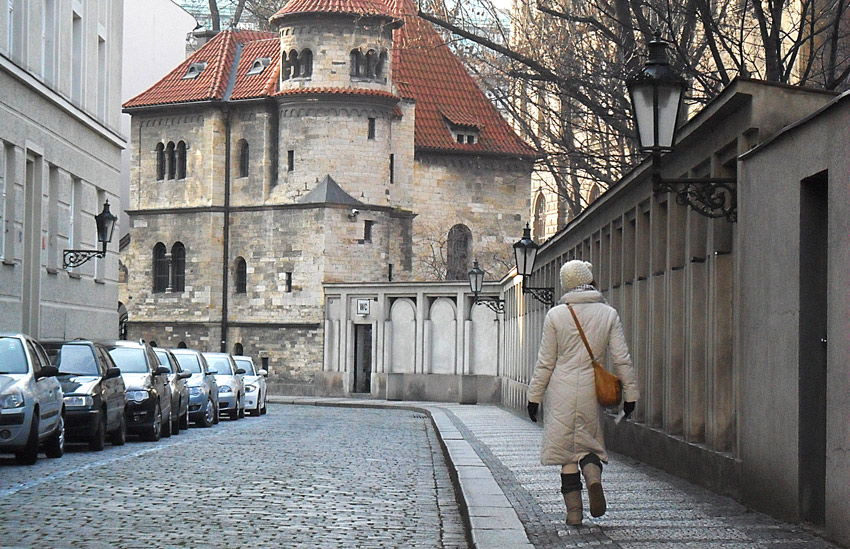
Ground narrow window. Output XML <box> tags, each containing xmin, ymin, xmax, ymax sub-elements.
<box><xmin>155</xmin><ymin>143</ymin><xmax>165</xmax><ymax>180</ymax></box>
<box><xmin>389</xmin><ymin>154</ymin><xmax>394</xmax><ymax>184</ymax></box>
<box><xmin>363</xmin><ymin>220</ymin><xmax>373</xmax><ymax>242</ymax></box>
<box><xmin>233</xmin><ymin>343</ymin><xmax>244</xmax><ymax>356</ymax></box>
<box><xmin>235</xmin><ymin>256</ymin><xmax>247</xmax><ymax>294</ymax></box>
<box><xmin>171</xmin><ymin>242</ymin><xmax>185</xmax><ymax>292</ymax></box>
<box><xmin>285</xmin><ymin>271</ymin><xmax>292</xmax><ymax>293</ymax></box>
<box><xmin>282</xmin><ymin>53</ymin><xmax>291</xmax><ymax>81</ymax></box>
<box><xmin>457</xmin><ymin>134</ymin><xmax>465</xmax><ymax>144</ymax></box>
<box><xmin>376</xmin><ymin>51</ymin><xmax>387</xmax><ymax>78</ymax></box>
<box><xmin>287</xmin><ymin>150</ymin><xmax>294</xmax><ymax>172</ymax></box>
<box><xmin>446</xmin><ymin>224</ymin><xmax>472</xmax><ymax>280</ymax></box>
<box><xmin>153</xmin><ymin>243</ymin><xmax>168</xmax><ymax>293</ymax></box>
<box><xmin>166</xmin><ymin>142</ymin><xmax>176</xmax><ymax>179</ymax></box>
<box><xmin>533</xmin><ymin>194</ymin><xmax>546</xmax><ymax>241</ymax></box>
<box><xmin>46</xmin><ymin>165</ymin><xmax>59</xmax><ymax>271</ymax></box>
<box><xmin>349</xmin><ymin>50</ymin><xmax>360</xmax><ymax>77</ymax></box>
<box><xmin>301</xmin><ymin>49</ymin><xmax>313</xmax><ymax>78</ymax></box>
<box><xmin>176</xmin><ymin>141</ymin><xmax>187</xmax><ymax>180</ymax></box>
<box><xmin>238</xmin><ymin>140</ymin><xmax>249</xmax><ymax>178</ymax></box>
<box><xmin>177</xmin><ymin>341</ymin><xmax>187</xmax><ymax>349</ymax></box>
<box><xmin>368</xmin><ymin>118</ymin><xmax>376</xmax><ymax>140</ymax></box>
<box><xmin>366</xmin><ymin>50</ymin><xmax>377</xmax><ymax>78</ymax></box>
<box><xmin>289</xmin><ymin>50</ymin><xmax>300</xmax><ymax>77</ymax></box>
<box><xmin>387</xmin><ymin>263</ymin><xmax>393</xmax><ymax>282</ymax></box>
<box><xmin>71</xmin><ymin>11</ymin><xmax>83</xmax><ymax>104</ymax></box>
<box><xmin>42</xmin><ymin>0</ymin><xmax>56</xmax><ymax>85</ymax></box>
<box><xmin>97</xmin><ymin>37</ymin><xmax>107</xmax><ymax>121</ymax></box>
<box><xmin>0</xmin><ymin>142</ymin><xmax>14</xmax><ymax>261</ymax></box>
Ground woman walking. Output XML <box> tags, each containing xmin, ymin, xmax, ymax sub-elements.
<box><xmin>526</xmin><ymin>260</ymin><xmax>639</xmax><ymax>526</ymax></box>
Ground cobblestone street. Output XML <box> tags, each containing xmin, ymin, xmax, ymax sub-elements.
<box><xmin>0</xmin><ymin>404</ymin><xmax>466</xmax><ymax>548</ymax></box>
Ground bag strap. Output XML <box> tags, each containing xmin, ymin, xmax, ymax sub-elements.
<box><xmin>567</xmin><ymin>303</ymin><xmax>596</xmax><ymax>362</ymax></box>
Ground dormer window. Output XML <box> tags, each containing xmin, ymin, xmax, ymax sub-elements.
<box><xmin>183</xmin><ymin>62</ymin><xmax>207</xmax><ymax>79</ymax></box>
<box><xmin>456</xmin><ymin>133</ymin><xmax>477</xmax><ymax>144</ymax></box>
<box><xmin>247</xmin><ymin>57</ymin><xmax>271</xmax><ymax>75</ymax></box>
<box><xmin>442</xmin><ymin>111</ymin><xmax>481</xmax><ymax>146</ymax></box>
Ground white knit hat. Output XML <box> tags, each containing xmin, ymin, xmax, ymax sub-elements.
<box><xmin>560</xmin><ymin>260</ymin><xmax>594</xmax><ymax>291</ymax></box>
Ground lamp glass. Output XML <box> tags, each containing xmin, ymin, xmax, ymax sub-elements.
<box><xmin>513</xmin><ymin>225</ymin><xmax>538</xmax><ymax>278</ymax></box>
<box><xmin>655</xmin><ymin>82</ymin><xmax>683</xmax><ymax>149</ymax></box>
<box><xmin>628</xmin><ymin>83</ymin><xmax>656</xmax><ymax>149</ymax></box>
<box><xmin>95</xmin><ymin>201</ymin><xmax>118</xmax><ymax>245</ymax></box>
<box><xmin>468</xmin><ymin>260</ymin><xmax>485</xmax><ymax>294</ymax></box>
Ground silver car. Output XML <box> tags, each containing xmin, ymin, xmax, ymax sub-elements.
<box><xmin>170</xmin><ymin>348</ymin><xmax>219</xmax><ymax>428</ymax></box>
<box><xmin>202</xmin><ymin>352</ymin><xmax>245</xmax><ymax>420</ymax></box>
<box><xmin>233</xmin><ymin>355</ymin><xmax>267</xmax><ymax>416</ymax></box>
<box><xmin>0</xmin><ymin>333</ymin><xmax>65</xmax><ymax>464</ymax></box>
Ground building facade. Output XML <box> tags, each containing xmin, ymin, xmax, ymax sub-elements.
<box><xmin>121</xmin><ymin>0</ymin><xmax>535</xmax><ymax>394</ymax></box>
<box><xmin>0</xmin><ymin>0</ymin><xmax>125</xmax><ymax>338</ymax></box>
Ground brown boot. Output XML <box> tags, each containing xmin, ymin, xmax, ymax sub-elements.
<box><xmin>581</xmin><ymin>462</ymin><xmax>606</xmax><ymax>517</ymax></box>
<box><xmin>563</xmin><ymin>490</ymin><xmax>583</xmax><ymax>526</ymax></box>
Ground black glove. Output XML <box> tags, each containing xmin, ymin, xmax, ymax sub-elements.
<box><xmin>527</xmin><ymin>401</ymin><xmax>539</xmax><ymax>423</ymax></box>
<box><xmin>623</xmin><ymin>401</ymin><xmax>635</xmax><ymax>419</ymax></box>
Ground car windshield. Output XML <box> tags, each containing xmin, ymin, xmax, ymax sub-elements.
<box><xmin>0</xmin><ymin>338</ymin><xmax>27</xmax><ymax>374</ymax></box>
<box><xmin>205</xmin><ymin>357</ymin><xmax>233</xmax><ymax>375</ymax></box>
<box><xmin>174</xmin><ymin>354</ymin><xmax>202</xmax><ymax>374</ymax></box>
<box><xmin>154</xmin><ymin>351</ymin><xmax>175</xmax><ymax>372</ymax></box>
<box><xmin>50</xmin><ymin>345</ymin><xmax>99</xmax><ymax>376</ymax></box>
<box><xmin>234</xmin><ymin>359</ymin><xmax>255</xmax><ymax>375</ymax></box>
<box><xmin>107</xmin><ymin>348</ymin><xmax>149</xmax><ymax>374</ymax></box>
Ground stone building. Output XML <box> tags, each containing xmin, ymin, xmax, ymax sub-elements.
<box><xmin>0</xmin><ymin>0</ymin><xmax>125</xmax><ymax>337</ymax></box>
<box><xmin>121</xmin><ymin>0</ymin><xmax>535</xmax><ymax>394</ymax></box>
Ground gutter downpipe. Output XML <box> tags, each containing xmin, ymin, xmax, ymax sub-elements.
<box><xmin>221</xmin><ymin>105</ymin><xmax>231</xmax><ymax>353</ymax></box>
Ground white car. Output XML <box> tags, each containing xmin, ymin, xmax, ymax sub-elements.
<box><xmin>0</xmin><ymin>333</ymin><xmax>65</xmax><ymax>464</ymax></box>
<box><xmin>233</xmin><ymin>355</ymin><xmax>267</xmax><ymax>416</ymax></box>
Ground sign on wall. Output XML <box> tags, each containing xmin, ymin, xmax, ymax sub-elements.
<box><xmin>356</xmin><ymin>298</ymin><xmax>371</xmax><ymax>316</ymax></box>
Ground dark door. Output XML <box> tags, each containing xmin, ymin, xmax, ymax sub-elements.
<box><xmin>353</xmin><ymin>324</ymin><xmax>372</xmax><ymax>393</ymax></box>
<box><xmin>799</xmin><ymin>171</ymin><xmax>828</xmax><ymax>525</ymax></box>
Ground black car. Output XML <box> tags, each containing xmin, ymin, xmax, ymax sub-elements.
<box><xmin>153</xmin><ymin>348</ymin><xmax>191</xmax><ymax>434</ymax></box>
<box><xmin>104</xmin><ymin>340</ymin><xmax>172</xmax><ymax>442</ymax></box>
<box><xmin>42</xmin><ymin>340</ymin><xmax>127</xmax><ymax>450</ymax></box>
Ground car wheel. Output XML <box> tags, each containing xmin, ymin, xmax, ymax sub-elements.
<box><xmin>145</xmin><ymin>403</ymin><xmax>162</xmax><ymax>442</ymax></box>
<box><xmin>179</xmin><ymin>406</ymin><xmax>189</xmax><ymax>430</ymax></box>
<box><xmin>15</xmin><ymin>411</ymin><xmax>40</xmax><ymax>465</ymax></box>
<box><xmin>44</xmin><ymin>412</ymin><xmax>65</xmax><ymax>458</ymax></box>
<box><xmin>199</xmin><ymin>398</ymin><xmax>214</xmax><ymax>428</ymax></box>
<box><xmin>229</xmin><ymin>397</ymin><xmax>240</xmax><ymax>420</ymax></box>
<box><xmin>171</xmin><ymin>400</ymin><xmax>181</xmax><ymax>435</ymax></box>
<box><xmin>161</xmin><ymin>407</ymin><xmax>172</xmax><ymax>438</ymax></box>
<box><xmin>261</xmin><ymin>395</ymin><xmax>267</xmax><ymax>415</ymax></box>
<box><xmin>111</xmin><ymin>412</ymin><xmax>126</xmax><ymax>446</ymax></box>
<box><xmin>89</xmin><ymin>410</ymin><xmax>107</xmax><ymax>451</ymax></box>
<box><xmin>239</xmin><ymin>395</ymin><xmax>245</xmax><ymax>419</ymax></box>
<box><xmin>213</xmin><ymin>402</ymin><xmax>220</xmax><ymax>424</ymax></box>
<box><xmin>250</xmin><ymin>397</ymin><xmax>261</xmax><ymax>417</ymax></box>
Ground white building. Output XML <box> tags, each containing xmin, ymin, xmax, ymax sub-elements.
<box><xmin>0</xmin><ymin>0</ymin><xmax>125</xmax><ymax>338</ymax></box>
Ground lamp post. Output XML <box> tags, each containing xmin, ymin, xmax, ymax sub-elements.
<box><xmin>626</xmin><ymin>31</ymin><xmax>737</xmax><ymax>222</ymax></box>
<box><xmin>63</xmin><ymin>200</ymin><xmax>118</xmax><ymax>269</ymax></box>
<box><xmin>468</xmin><ymin>260</ymin><xmax>505</xmax><ymax>314</ymax></box>
<box><xmin>513</xmin><ymin>223</ymin><xmax>554</xmax><ymax>306</ymax></box>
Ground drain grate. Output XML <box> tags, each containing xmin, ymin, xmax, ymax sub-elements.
<box><xmin>412</xmin><ymin>414</ymin><xmax>427</xmax><ymax>419</ymax></box>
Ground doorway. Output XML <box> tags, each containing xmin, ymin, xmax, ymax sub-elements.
<box><xmin>353</xmin><ymin>324</ymin><xmax>372</xmax><ymax>393</ymax></box>
<box><xmin>799</xmin><ymin>171</ymin><xmax>827</xmax><ymax>525</ymax></box>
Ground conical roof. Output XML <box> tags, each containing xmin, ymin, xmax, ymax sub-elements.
<box><xmin>298</xmin><ymin>175</ymin><xmax>365</xmax><ymax>205</ymax></box>
<box><xmin>270</xmin><ymin>0</ymin><xmax>396</xmax><ymax>25</ymax></box>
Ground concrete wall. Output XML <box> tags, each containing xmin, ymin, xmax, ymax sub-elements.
<box><xmin>739</xmin><ymin>93</ymin><xmax>850</xmax><ymax>546</ymax></box>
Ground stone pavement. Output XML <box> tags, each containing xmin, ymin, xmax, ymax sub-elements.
<box><xmin>271</xmin><ymin>397</ymin><xmax>841</xmax><ymax>549</ymax></box>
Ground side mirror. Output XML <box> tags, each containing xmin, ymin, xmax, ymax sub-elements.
<box><xmin>258</xmin><ymin>369</ymin><xmax>268</xmax><ymax>377</ymax></box>
<box><xmin>178</xmin><ymin>370</ymin><xmax>192</xmax><ymax>379</ymax></box>
<box><xmin>37</xmin><ymin>365</ymin><xmax>60</xmax><ymax>379</ymax></box>
<box><xmin>205</xmin><ymin>370</ymin><xmax>215</xmax><ymax>375</ymax></box>
<box><xmin>105</xmin><ymin>367</ymin><xmax>121</xmax><ymax>379</ymax></box>
<box><xmin>155</xmin><ymin>366</ymin><xmax>171</xmax><ymax>376</ymax></box>
<box><xmin>235</xmin><ymin>368</ymin><xmax>246</xmax><ymax>375</ymax></box>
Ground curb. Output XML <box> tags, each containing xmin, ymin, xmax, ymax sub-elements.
<box><xmin>267</xmin><ymin>396</ymin><xmax>533</xmax><ymax>549</ymax></box>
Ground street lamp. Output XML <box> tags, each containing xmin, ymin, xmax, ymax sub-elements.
<box><xmin>626</xmin><ymin>31</ymin><xmax>737</xmax><ymax>222</ymax></box>
<box><xmin>468</xmin><ymin>260</ymin><xmax>504</xmax><ymax>314</ymax></box>
<box><xmin>513</xmin><ymin>223</ymin><xmax>554</xmax><ymax>306</ymax></box>
<box><xmin>63</xmin><ymin>200</ymin><xmax>118</xmax><ymax>269</ymax></box>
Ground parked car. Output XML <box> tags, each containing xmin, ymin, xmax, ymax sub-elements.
<box><xmin>0</xmin><ymin>333</ymin><xmax>65</xmax><ymax>464</ymax></box>
<box><xmin>170</xmin><ymin>348</ymin><xmax>218</xmax><ymax>428</ymax></box>
<box><xmin>202</xmin><ymin>352</ymin><xmax>245</xmax><ymax>420</ymax></box>
<box><xmin>42</xmin><ymin>340</ymin><xmax>126</xmax><ymax>450</ymax></box>
<box><xmin>233</xmin><ymin>355</ymin><xmax>267</xmax><ymax>416</ymax></box>
<box><xmin>153</xmin><ymin>348</ymin><xmax>191</xmax><ymax>434</ymax></box>
<box><xmin>104</xmin><ymin>340</ymin><xmax>172</xmax><ymax>441</ymax></box>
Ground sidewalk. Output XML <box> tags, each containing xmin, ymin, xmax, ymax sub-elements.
<box><xmin>269</xmin><ymin>396</ymin><xmax>839</xmax><ymax>548</ymax></box>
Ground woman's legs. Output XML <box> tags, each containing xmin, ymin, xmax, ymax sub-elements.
<box><xmin>579</xmin><ymin>453</ymin><xmax>606</xmax><ymax>517</ymax></box>
<box><xmin>560</xmin><ymin>468</ymin><xmax>583</xmax><ymax>525</ymax></box>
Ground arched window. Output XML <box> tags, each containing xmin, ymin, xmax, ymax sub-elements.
<box><xmin>155</xmin><ymin>143</ymin><xmax>165</xmax><ymax>180</ymax></box>
<box><xmin>171</xmin><ymin>242</ymin><xmax>185</xmax><ymax>292</ymax></box>
<box><xmin>166</xmin><ymin>142</ymin><xmax>176</xmax><ymax>180</ymax></box>
<box><xmin>149</xmin><ymin>341</ymin><xmax>158</xmax><ymax>348</ymax></box>
<box><xmin>349</xmin><ymin>49</ymin><xmax>361</xmax><ymax>77</ymax></box>
<box><xmin>300</xmin><ymin>49</ymin><xmax>313</xmax><ymax>77</ymax></box>
<box><xmin>152</xmin><ymin>242</ymin><xmax>168</xmax><ymax>293</ymax></box>
<box><xmin>233</xmin><ymin>343</ymin><xmax>244</xmax><ymax>356</ymax></box>
<box><xmin>289</xmin><ymin>50</ymin><xmax>300</xmax><ymax>78</ymax></box>
<box><xmin>589</xmin><ymin>184</ymin><xmax>600</xmax><ymax>202</ymax></box>
<box><xmin>176</xmin><ymin>141</ymin><xmax>187</xmax><ymax>180</ymax></box>
<box><xmin>237</xmin><ymin>139</ymin><xmax>249</xmax><ymax>178</ymax></box>
<box><xmin>235</xmin><ymin>256</ymin><xmax>247</xmax><ymax>294</ymax></box>
<box><xmin>366</xmin><ymin>50</ymin><xmax>377</xmax><ymax>78</ymax></box>
<box><xmin>376</xmin><ymin>51</ymin><xmax>387</xmax><ymax>78</ymax></box>
<box><xmin>177</xmin><ymin>341</ymin><xmax>187</xmax><ymax>349</ymax></box>
<box><xmin>446</xmin><ymin>224</ymin><xmax>472</xmax><ymax>281</ymax></box>
<box><xmin>533</xmin><ymin>194</ymin><xmax>546</xmax><ymax>241</ymax></box>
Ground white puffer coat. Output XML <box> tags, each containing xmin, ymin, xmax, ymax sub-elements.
<box><xmin>527</xmin><ymin>290</ymin><xmax>639</xmax><ymax>465</ymax></box>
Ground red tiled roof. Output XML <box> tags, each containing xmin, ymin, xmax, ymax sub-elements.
<box><xmin>230</xmin><ymin>38</ymin><xmax>281</xmax><ymax>101</ymax></box>
<box><xmin>123</xmin><ymin>30</ymin><xmax>276</xmax><ymax>108</ymax></box>
<box><xmin>270</xmin><ymin>0</ymin><xmax>395</xmax><ymax>23</ymax></box>
<box><xmin>273</xmin><ymin>87</ymin><xmax>400</xmax><ymax>101</ymax></box>
<box><xmin>391</xmin><ymin>0</ymin><xmax>536</xmax><ymax>157</ymax></box>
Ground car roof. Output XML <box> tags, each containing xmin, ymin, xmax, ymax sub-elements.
<box><xmin>232</xmin><ymin>355</ymin><xmax>253</xmax><ymax>361</ymax></box>
<box><xmin>100</xmin><ymin>340</ymin><xmax>148</xmax><ymax>348</ymax></box>
<box><xmin>170</xmin><ymin>348</ymin><xmax>202</xmax><ymax>354</ymax></box>
<box><xmin>40</xmin><ymin>339</ymin><xmax>96</xmax><ymax>347</ymax></box>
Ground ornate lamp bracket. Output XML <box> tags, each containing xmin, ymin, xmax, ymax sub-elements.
<box><xmin>473</xmin><ymin>296</ymin><xmax>505</xmax><ymax>314</ymax></box>
<box><xmin>522</xmin><ymin>285</ymin><xmax>554</xmax><ymax>307</ymax></box>
<box><xmin>651</xmin><ymin>156</ymin><xmax>737</xmax><ymax>222</ymax></box>
<box><xmin>63</xmin><ymin>244</ymin><xmax>107</xmax><ymax>269</ymax></box>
